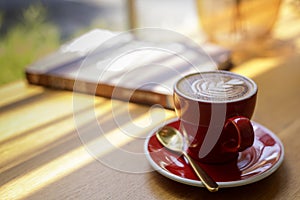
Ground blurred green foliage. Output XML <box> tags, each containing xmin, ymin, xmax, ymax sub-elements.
<box><xmin>0</xmin><ymin>4</ymin><xmax>60</xmax><ymax>86</ymax></box>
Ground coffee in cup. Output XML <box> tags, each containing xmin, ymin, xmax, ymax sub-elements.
<box><xmin>174</xmin><ymin>70</ymin><xmax>257</xmax><ymax>163</ymax></box>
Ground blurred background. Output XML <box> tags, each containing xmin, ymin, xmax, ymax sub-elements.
<box><xmin>0</xmin><ymin>0</ymin><xmax>127</xmax><ymax>85</ymax></box>
<box><xmin>0</xmin><ymin>0</ymin><xmax>204</xmax><ymax>86</ymax></box>
<box><xmin>0</xmin><ymin>0</ymin><xmax>299</xmax><ymax>86</ymax></box>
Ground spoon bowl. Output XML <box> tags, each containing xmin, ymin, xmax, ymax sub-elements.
<box><xmin>156</xmin><ymin>126</ymin><xmax>184</xmax><ymax>152</ymax></box>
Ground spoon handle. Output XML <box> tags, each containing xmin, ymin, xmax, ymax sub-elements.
<box><xmin>182</xmin><ymin>152</ymin><xmax>219</xmax><ymax>192</ymax></box>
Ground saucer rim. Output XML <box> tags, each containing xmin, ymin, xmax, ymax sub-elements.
<box><xmin>144</xmin><ymin>118</ymin><xmax>284</xmax><ymax>188</ymax></box>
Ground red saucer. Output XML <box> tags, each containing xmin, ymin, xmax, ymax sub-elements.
<box><xmin>144</xmin><ymin>118</ymin><xmax>284</xmax><ymax>188</ymax></box>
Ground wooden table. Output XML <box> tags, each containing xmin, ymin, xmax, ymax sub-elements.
<box><xmin>1</xmin><ymin>1</ymin><xmax>300</xmax><ymax>199</ymax></box>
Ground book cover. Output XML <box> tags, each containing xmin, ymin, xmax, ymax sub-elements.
<box><xmin>26</xmin><ymin>29</ymin><xmax>232</xmax><ymax>109</ymax></box>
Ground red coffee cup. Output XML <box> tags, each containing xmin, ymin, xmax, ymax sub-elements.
<box><xmin>173</xmin><ymin>71</ymin><xmax>257</xmax><ymax>164</ymax></box>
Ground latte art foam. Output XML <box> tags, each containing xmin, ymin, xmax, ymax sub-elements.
<box><xmin>191</xmin><ymin>78</ymin><xmax>247</xmax><ymax>100</ymax></box>
<box><xmin>176</xmin><ymin>71</ymin><xmax>256</xmax><ymax>102</ymax></box>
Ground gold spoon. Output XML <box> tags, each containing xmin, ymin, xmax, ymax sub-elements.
<box><xmin>156</xmin><ymin>126</ymin><xmax>219</xmax><ymax>192</ymax></box>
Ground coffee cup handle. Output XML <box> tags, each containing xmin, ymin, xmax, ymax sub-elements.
<box><xmin>223</xmin><ymin>116</ymin><xmax>255</xmax><ymax>153</ymax></box>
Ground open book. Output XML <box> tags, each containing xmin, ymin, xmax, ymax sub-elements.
<box><xmin>26</xmin><ymin>29</ymin><xmax>232</xmax><ymax>109</ymax></box>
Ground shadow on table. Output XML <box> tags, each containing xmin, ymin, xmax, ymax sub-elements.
<box><xmin>0</xmin><ymin>87</ymin><xmax>154</xmax><ymax>185</ymax></box>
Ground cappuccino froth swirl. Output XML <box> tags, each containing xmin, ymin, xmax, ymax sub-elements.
<box><xmin>191</xmin><ymin>78</ymin><xmax>246</xmax><ymax>100</ymax></box>
<box><xmin>175</xmin><ymin>71</ymin><xmax>256</xmax><ymax>102</ymax></box>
